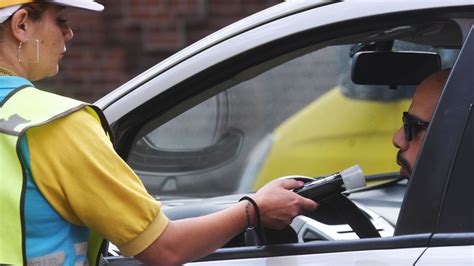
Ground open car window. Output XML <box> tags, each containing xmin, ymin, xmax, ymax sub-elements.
<box><xmin>127</xmin><ymin>40</ymin><xmax>457</xmax><ymax>200</ymax></box>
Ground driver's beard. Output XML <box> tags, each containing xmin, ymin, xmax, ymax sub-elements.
<box><xmin>397</xmin><ymin>151</ymin><xmax>412</xmax><ymax>178</ymax></box>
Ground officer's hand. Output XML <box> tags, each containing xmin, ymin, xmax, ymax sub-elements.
<box><xmin>252</xmin><ymin>179</ymin><xmax>318</xmax><ymax>230</ymax></box>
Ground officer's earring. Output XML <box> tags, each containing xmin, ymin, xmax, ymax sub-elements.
<box><xmin>18</xmin><ymin>39</ymin><xmax>39</xmax><ymax>63</ymax></box>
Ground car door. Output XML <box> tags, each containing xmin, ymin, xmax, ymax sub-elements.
<box><xmin>99</xmin><ymin>2</ymin><xmax>474</xmax><ymax>265</ymax></box>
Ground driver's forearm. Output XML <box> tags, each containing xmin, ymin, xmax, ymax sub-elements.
<box><xmin>135</xmin><ymin>200</ymin><xmax>253</xmax><ymax>265</ymax></box>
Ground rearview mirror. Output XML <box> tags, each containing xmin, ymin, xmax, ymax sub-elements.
<box><xmin>351</xmin><ymin>51</ymin><xmax>441</xmax><ymax>85</ymax></box>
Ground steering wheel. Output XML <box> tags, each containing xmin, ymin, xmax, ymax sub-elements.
<box><xmin>300</xmin><ymin>194</ymin><xmax>380</xmax><ymax>239</ymax></box>
<box><xmin>244</xmin><ymin>185</ymin><xmax>380</xmax><ymax>246</ymax></box>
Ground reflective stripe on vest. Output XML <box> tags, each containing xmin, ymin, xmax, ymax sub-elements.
<box><xmin>0</xmin><ymin>86</ymin><xmax>110</xmax><ymax>265</ymax></box>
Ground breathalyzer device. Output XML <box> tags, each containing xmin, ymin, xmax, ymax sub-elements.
<box><xmin>293</xmin><ymin>165</ymin><xmax>366</xmax><ymax>201</ymax></box>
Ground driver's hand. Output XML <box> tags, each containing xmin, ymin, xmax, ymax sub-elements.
<box><xmin>252</xmin><ymin>179</ymin><xmax>318</xmax><ymax>230</ymax></box>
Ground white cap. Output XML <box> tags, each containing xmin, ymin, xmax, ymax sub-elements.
<box><xmin>46</xmin><ymin>0</ymin><xmax>104</xmax><ymax>12</ymax></box>
<box><xmin>340</xmin><ymin>165</ymin><xmax>366</xmax><ymax>190</ymax></box>
<box><xmin>0</xmin><ymin>5</ymin><xmax>21</xmax><ymax>24</ymax></box>
<box><xmin>0</xmin><ymin>0</ymin><xmax>104</xmax><ymax>24</ymax></box>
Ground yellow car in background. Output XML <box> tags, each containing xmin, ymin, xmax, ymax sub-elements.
<box><xmin>244</xmin><ymin>86</ymin><xmax>411</xmax><ymax>191</ymax></box>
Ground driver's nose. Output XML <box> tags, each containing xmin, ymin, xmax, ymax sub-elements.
<box><xmin>393</xmin><ymin>127</ymin><xmax>408</xmax><ymax>151</ymax></box>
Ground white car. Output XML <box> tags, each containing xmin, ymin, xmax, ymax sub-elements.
<box><xmin>96</xmin><ymin>0</ymin><xmax>474</xmax><ymax>265</ymax></box>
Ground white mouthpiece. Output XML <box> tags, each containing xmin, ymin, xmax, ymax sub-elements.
<box><xmin>340</xmin><ymin>165</ymin><xmax>366</xmax><ymax>190</ymax></box>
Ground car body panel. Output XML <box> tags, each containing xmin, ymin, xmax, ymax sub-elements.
<box><xmin>416</xmin><ymin>246</ymin><xmax>474</xmax><ymax>265</ymax></box>
<box><xmin>187</xmin><ymin>247</ymin><xmax>426</xmax><ymax>266</ymax></box>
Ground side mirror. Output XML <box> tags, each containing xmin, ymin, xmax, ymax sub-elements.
<box><xmin>351</xmin><ymin>51</ymin><xmax>441</xmax><ymax>86</ymax></box>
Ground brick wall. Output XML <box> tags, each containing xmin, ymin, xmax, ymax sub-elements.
<box><xmin>38</xmin><ymin>0</ymin><xmax>281</xmax><ymax>102</ymax></box>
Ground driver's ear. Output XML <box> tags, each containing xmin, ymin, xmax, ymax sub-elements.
<box><xmin>9</xmin><ymin>9</ymin><xmax>31</xmax><ymax>43</ymax></box>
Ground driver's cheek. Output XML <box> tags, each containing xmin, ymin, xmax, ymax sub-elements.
<box><xmin>409</xmin><ymin>131</ymin><xmax>426</xmax><ymax>159</ymax></box>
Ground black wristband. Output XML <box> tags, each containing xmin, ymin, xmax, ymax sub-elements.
<box><xmin>239</xmin><ymin>196</ymin><xmax>260</xmax><ymax>228</ymax></box>
<box><xmin>239</xmin><ymin>196</ymin><xmax>267</xmax><ymax>245</ymax></box>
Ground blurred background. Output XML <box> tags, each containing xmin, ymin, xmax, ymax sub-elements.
<box><xmin>37</xmin><ymin>0</ymin><xmax>281</xmax><ymax>102</ymax></box>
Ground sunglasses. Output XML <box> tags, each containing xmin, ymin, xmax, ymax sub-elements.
<box><xmin>403</xmin><ymin>112</ymin><xmax>430</xmax><ymax>141</ymax></box>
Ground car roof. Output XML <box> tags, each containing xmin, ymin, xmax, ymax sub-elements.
<box><xmin>96</xmin><ymin>0</ymin><xmax>474</xmax><ymax>110</ymax></box>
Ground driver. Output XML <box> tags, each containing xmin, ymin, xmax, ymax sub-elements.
<box><xmin>392</xmin><ymin>69</ymin><xmax>450</xmax><ymax>177</ymax></box>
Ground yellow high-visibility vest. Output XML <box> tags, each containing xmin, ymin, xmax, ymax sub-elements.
<box><xmin>0</xmin><ymin>86</ymin><xmax>111</xmax><ymax>265</ymax></box>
